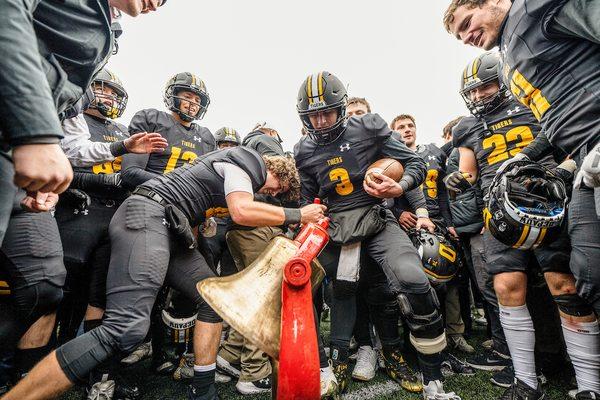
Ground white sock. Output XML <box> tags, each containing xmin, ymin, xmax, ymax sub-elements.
<box><xmin>194</xmin><ymin>363</ymin><xmax>216</xmax><ymax>372</ymax></box>
<box><xmin>499</xmin><ymin>304</ymin><xmax>537</xmax><ymax>389</ymax></box>
<box><xmin>561</xmin><ymin>317</ymin><xmax>600</xmax><ymax>394</ymax></box>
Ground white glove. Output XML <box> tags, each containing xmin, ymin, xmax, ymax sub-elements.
<box><xmin>201</xmin><ymin>217</ymin><xmax>217</xmax><ymax>238</ymax></box>
<box><xmin>575</xmin><ymin>143</ymin><xmax>600</xmax><ymax>189</ymax></box>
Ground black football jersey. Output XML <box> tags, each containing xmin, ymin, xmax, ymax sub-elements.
<box><xmin>453</xmin><ymin>99</ymin><xmax>554</xmax><ymax>192</ymax></box>
<box><xmin>499</xmin><ymin>0</ymin><xmax>600</xmax><ymax>158</ymax></box>
<box><xmin>416</xmin><ymin>143</ymin><xmax>450</xmax><ymax>221</ymax></box>
<box><xmin>127</xmin><ymin>109</ymin><xmax>215</xmax><ymax>175</ymax></box>
<box><xmin>73</xmin><ymin>114</ymin><xmax>128</xmax><ymax>175</ymax></box>
<box><xmin>294</xmin><ymin>114</ymin><xmax>426</xmax><ymax>213</ymax></box>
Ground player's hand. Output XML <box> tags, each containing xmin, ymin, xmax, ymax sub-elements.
<box><xmin>444</xmin><ymin>171</ymin><xmax>472</xmax><ymax>194</ymax></box>
<box><xmin>21</xmin><ymin>191</ymin><xmax>59</xmax><ymax>213</ymax></box>
<box><xmin>575</xmin><ymin>144</ymin><xmax>600</xmax><ymax>189</ymax></box>
<box><xmin>398</xmin><ymin>211</ymin><xmax>417</xmax><ymax>230</ymax></box>
<box><xmin>124</xmin><ymin>132</ymin><xmax>168</xmax><ymax>154</ymax></box>
<box><xmin>12</xmin><ymin>143</ymin><xmax>73</xmax><ymax>194</ymax></box>
<box><xmin>300</xmin><ymin>203</ymin><xmax>327</xmax><ymax>224</ymax></box>
<box><xmin>448</xmin><ymin>226</ymin><xmax>459</xmax><ymax>239</ymax></box>
<box><xmin>363</xmin><ymin>172</ymin><xmax>403</xmax><ymax>198</ymax></box>
<box><xmin>416</xmin><ymin>217</ymin><xmax>436</xmax><ymax>233</ymax></box>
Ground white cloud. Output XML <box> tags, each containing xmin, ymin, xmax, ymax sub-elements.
<box><xmin>108</xmin><ymin>0</ymin><xmax>482</xmax><ymax>151</ymax></box>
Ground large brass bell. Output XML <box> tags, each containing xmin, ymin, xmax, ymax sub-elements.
<box><xmin>197</xmin><ymin>236</ymin><xmax>324</xmax><ymax>359</ymax></box>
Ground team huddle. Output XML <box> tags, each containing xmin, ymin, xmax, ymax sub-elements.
<box><xmin>1</xmin><ymin>0</ymin><xmax>600</xmax><ymax>400</ymax></box>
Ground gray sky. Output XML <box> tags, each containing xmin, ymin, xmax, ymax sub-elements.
<box><xmin>108</xmin><ymin>0</ymin><xmax>481</xmax><ymax>151</ymax></box>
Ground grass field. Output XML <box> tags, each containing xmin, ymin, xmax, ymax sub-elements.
<box><xmin>59</xmin><ymin>323</ymin><xmax>573</xmax><ymax>400</ymax></box>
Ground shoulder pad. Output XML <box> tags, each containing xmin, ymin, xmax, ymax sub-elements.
<box><xmin>452</xmin><ymin>116</ymin><xmax>478</xmax><ymax>149</ymax></box>
<box><xmin>293</xmin><ymin>135</ymin><xmax>317</xmax><ymax>166</ymax></box>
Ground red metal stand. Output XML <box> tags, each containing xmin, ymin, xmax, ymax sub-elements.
<box><xmin>277</xmin><ymin>203</ymin><xmax>329</xmax><ymax>400</ymax></box>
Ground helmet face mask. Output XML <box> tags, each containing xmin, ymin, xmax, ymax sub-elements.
<box><xmin>297</xmin><ymin>71</ymin><xmax>348</xmax><ymax>145</ymax></box>
<box><xmin>460</xmin><ymin>51</ymin><xmax>510</xmax><ymax>118</ymax></box>
<box><xmin>164</xmin><ymin>73</ymin><xmax>210</xmax><ymax>122</ymax></box>
<box><xmin>90</xmin><ymin>69</ymin><xmax>128</xmax><ymax>119</ymax></box>
<box><xmin>485</xmin><ymin>160</ymin><xmax>567</xmax><ymax>250</ymax></box>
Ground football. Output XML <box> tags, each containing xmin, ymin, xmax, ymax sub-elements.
<box><xmin>365</xmin><ymin>158</ymin><xmax>404</xmax><ymax>184</ymax></box>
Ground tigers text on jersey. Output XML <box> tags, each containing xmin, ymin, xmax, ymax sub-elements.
<box><xmin>294</xmin><ymin>114</ymin><xmax>425</xmax><ymax>213</ymax></box>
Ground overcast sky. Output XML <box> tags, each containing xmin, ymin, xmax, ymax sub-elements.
<box><xmin>107</xmin><ymin>1</ymin><xmax>482</xmax><ymax>151</ymax></box>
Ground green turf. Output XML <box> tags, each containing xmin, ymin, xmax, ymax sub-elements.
<box><xmin>59</xmin><ymin>323</ymin><xmax>573</xmax><ymax>400</ymax></box>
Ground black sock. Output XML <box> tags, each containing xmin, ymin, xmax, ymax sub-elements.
<box><xmin>14</xmin><ymin>344</ymin><xmax>52</xmax><ymax>379</ymax></box>
<box><xmin>192</xmin><ymin>368</ymin><xmax>215</xmax><ymax>394</ymax></box>
<box><xmin>83</xmin><ymin>319</ymin><xmax>102</xmax><ymax>333</ymax></box>
<box><xmin>418</xmin><ymin>352</ymin><xmax>443</xmax><ymax>385</ymax></box>
<box><xmin>330</xmin><ymin>345</ymin><xmax>349</xmax><ymax>364</ymax></box>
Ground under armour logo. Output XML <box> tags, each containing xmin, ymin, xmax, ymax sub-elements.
<box><xmin>162</xmin><ymin>218</ymin><xmax>170</xmax><ymax>228</ymax></box>
<box><xmin>74</xmin><ymin>209</ymin><xmax>89</xmax><ymax>216</ymax></box>
<box><xmin>193</xmin><ymin>136</ymin><xmax>202</xmax><ymax>143</ymax></box>
<box><xmin>507</xmin><ymin>106</ymin><xmax>521</xmax><ymax>115</ymax></box>
<box><xmin>339</xmin><ymin>143</ymin><xmax>351</xmax><ymax>152</ymax></box>
<box><xmin>428</xmin><ymin>155</ymin><xmax>436</xmax><ymax>161</ymax></box>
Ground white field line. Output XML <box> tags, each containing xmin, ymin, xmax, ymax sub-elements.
<box><xmin>342</xmin><ymin>381</ymin><xmax>403</xmax><ymax>400</ymax></box>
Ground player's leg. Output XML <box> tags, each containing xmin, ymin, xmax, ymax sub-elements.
<box><xmin>0</xmin><ymin>154</ymin><xmax>16</xmax><ymax>246</ymax></box>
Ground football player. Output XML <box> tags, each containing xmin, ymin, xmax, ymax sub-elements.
<box><xmin>445</xmin><ymin>2</ymin><xmax>600</xmax><ymax>398</ymax></box>
<box><xmin>294</xmin><ymin>71</ymin><xmax>460</xmax><ymax>399</ymax></box>
<box><xmin>346</xmin><ymin>97</ymin><xmax>371</xmax><ymax>118</ymax></box>
<box><xmin>214</xmin><ymin>127</ymin><xmax>241</xmax><ymax>150</ymax></box>
<box><xmin>391</xmin><ymin>114</ymin><xmax>475</xmax><ymax>355</ymax></box>
<box><xmin>444</xmin><ymin>50</ymin><xmax>598</xmax><ymax>400</ymax></box>
<box><xmin>3</xmin><ymin>146</ymin><xmax>326</xmax><ymax>400</ymax></box>
<box><xmin>120</xmin><ymin>72</ymin><xmax>216</xmax><ymax>375</ymax></box>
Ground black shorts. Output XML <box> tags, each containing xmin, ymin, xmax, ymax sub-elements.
<box><xmin>483</xmin><ymin>226</ymin><xmax>571</xmax><ymax>276</ymax></box>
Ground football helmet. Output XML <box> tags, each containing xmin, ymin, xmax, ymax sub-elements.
<box><xmin>485</xmin><ymin>160</ymin><xmax>567</xmax><ymax>250</ymax></box>
<box><xmin>409</xmin><ymin>229</ymin><xmax>459</xmax><ymax>284</ymax></box>
<box><xmin>297</xmin><ymin>71</ymin><xmax>348</xmax><ymax>145</ymax></box>
<box><xmin>213</xmin><ymin>127</ymin><xmax>241</xmax><ymax>146</ymax></box>
<box><xmin>90</xmin><ymin>68</ymin><xmax>128</xmax><ymax>119</ymax></box>
<box><xmin>460</xmin><ymin>51</ymin><xmax>510</xmax><ymax>118</ymax></box>
<box><xmin>164</xmin><ymin>72</ymin><xmax>210</xmax><ymax>122</ymax></box>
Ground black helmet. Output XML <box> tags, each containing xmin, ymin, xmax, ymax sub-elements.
<box><xmin>409</xmin><ymin>229</ymin><xmax>459</xmax><ymax>284</ymax></box>
<box><xmin>164</xmin><ymin>72</ymin><xmax>210</xmax><ymax>122</ymax></box>
<box><xmin>214</xmin><ymin>127</ymin><xmax>241</xmax><ymax>146</ymax></box>
<box><xmin>90</xmin><ymin>68</ymin><xmax>128</xmax><ymax>119</ymax></box>
<box><xmin>297</xmin><ymin>71</ymin><xmax>348</xmax><ymax>145</ymax></box>
<box><xmin>485</xmin><ymin>160</ymin><xmax>567</xmax><ymax>250</ymax></box>
<box><xmin>460</xmin><ymin>51</ymin><xmax>510</xmax><ymax>118</ymax></box>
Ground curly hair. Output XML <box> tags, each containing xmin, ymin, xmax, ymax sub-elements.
<box><xmin>262</xmin><ymin>155</ymin><xmax>300</xmax><ymax>202</ymax></box>
<box><xmin>443</xmin><ymin>0</ymin><xmax>487</xmax><ymax>32</ymax></box>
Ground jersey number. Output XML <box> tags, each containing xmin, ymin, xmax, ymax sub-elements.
<box><xmin>329</xmin><ymin>167</ymin><xmax>354</xmax><ymax>196</ymax></box>
<box><xmin>92</xmin><ymin>157</ymin><xmax>122</xmax><ymax>175</ymax></box>
<box><xmin>164</xmin><ymin>146</ymin><xmax>198</xmax><ymax>173</ymax></box>
<box><xmin>509</xmin><ymin>69</ymin><xmax>551</xmax><ymax>121</ymax></box>
<box><xmin>424</xmin><ymin>169</ymin><xmax>439</xmax><ymax>199</ymax></box>
<box><xmin>482</xmin><ymin>126</ymin><xmax>534</xmax><ymax>166</ymax></box>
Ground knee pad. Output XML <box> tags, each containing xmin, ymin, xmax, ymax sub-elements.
<box><xmin>13</xmin><ymin>281</ymin><xmax>63</xmax><ymax>322</ymax></box>
<box><xmin>398</xmin><ymin>289</ymin><xmax>446</xmax><ymax>355</ymax></box>
<box><xmin>162</xmin><ymin>307</ymin><xmax>196</xmax><ymax>344</ymax></box>
<box><xmin>553</xmin><ymin>294</ymin><xmax>594</xmax><ymax>317</ymax></box>
<box><xmin>333</xmin><ymin>280</ymin><xmax>358</xmax><ymax>299</ymax></box>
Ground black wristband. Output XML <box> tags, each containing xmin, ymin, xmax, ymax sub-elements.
<box><xmin>110</xmin><ymin>140</ymin><xmax>128</xmax><ymax>156</ymax></box>
<box><xmin>283</xmin><ymin>208</ymin><xmax>302</xmax><ymax>225</ymax></box>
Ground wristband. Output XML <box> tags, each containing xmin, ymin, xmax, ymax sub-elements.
<box><xmin>415</xmin><ymin>208</ymin><xmax>429</xmax><ymax>219</ymax></box>
<box><xmin>110</xmin><ymin>140</ymin><xmax>128</xmax><ymax>156</ymax></box>
<box><xmin>283</xmin><ymin>208</ymin><xmax>302</xmax><ymax>225</ymax></box>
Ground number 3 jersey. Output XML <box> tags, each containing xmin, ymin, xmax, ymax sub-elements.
<box><xmin>453</xmin><ymin>98</ymin><xmax>555</xmax><ymax>193</ymax></box>
<box><xmin>294</xmin><ymin>113</ymin><xmax>426</xmax><ymax>213</ymax></box>
<box><xmin>121</xmin><ymin>109</ymin><xmax>216</xmax><ymax>189</ymax></box>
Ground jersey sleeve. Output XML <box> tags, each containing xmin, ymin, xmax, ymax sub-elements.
<box><xmin>128</xmin><ymin>109</ymin><xmax>154</xmax><ymax>135</ymax></box>
<box><xmin>550</xmin><ymin>0</ymin><xmax>600</xmax><ymax>44</ymax></box>
<box><xmin>120</xmin><ymin>153</ymin><xmax>156</xmax><ymax>190</ymax></box>
<box><xmin>380</xmin><ymin>135</ymin><xmax>426</xmax><ymax>192</ymax></box>
<box><xmin>451</xmin><ymin>117</ymin><xmax>476</xmax><ymax>150</ymax></box>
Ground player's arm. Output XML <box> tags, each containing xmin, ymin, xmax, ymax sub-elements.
<box><xmin>120</xmin><ymin>153</ymin><xmax>157</xmax><ymax>190</ymax></box>
<box><xmin>70</xmin><ymin>171</ymin><xmax>121</xmax><ymax>191</ymax></box>
<box><xmin>223</xmin><ymin>164</ymin><xmax>325</xmax><ymax>226</ymax></box>
<box><xmin>381</xmin><ymin>136</ymin><xmax>427</xmax><ymax>193</ymax></box>
<box><xmin>298</xmin><ymin>167</ymin><xmax>321</xmax><ymax>206</ymax></box>
<box><xmin>550</xmin><ymin>0</ymin><xmax>600</xmax><ymax>44</ymax></box>
<box><xmin>444</xmin><ymin>146</ymin><xmax>477</xmax><ymax>195</ymax></box>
